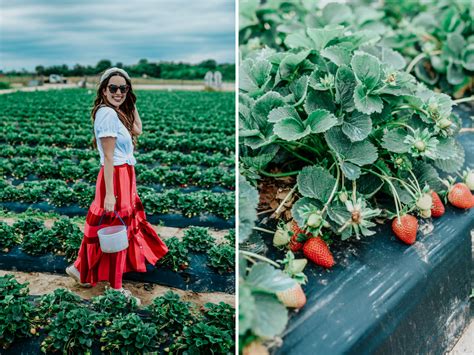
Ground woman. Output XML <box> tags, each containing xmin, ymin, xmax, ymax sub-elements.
<box><xmin>66</xmin><ymin>67</ymin><xmax>168</xmax><ymax>305</ymax></box>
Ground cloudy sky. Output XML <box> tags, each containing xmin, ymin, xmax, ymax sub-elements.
<box><xmin>1</xmin><ymin>0</ymin><xmax>235</xmax><ymax>71</ymax></box>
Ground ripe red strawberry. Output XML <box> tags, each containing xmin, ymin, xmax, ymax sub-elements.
<box><xmin>289</xmin><ymin>221</ymin><xmax>309</xmax><ymax>252</ymax></box>
<box><xmin>289</xmin><ymin>234</ymin><xmax>304</xmax><ymax>252</ymax></box>
<box><xmin>448</xmin><ymin>183</ymin><xmax>474</xmax><ymax>209</ymax></box>
<box><xmin>302</xmin><ymin>237</ymin><xmax>335</xmax><ymax>268</ymax></box>
<box><xmin>392</xmin><ymin>215</ymin><xmax>418</xmax><ymax>245</ymax></box>
<box><xmin>430</xmin><ymin>191</ymin><xmax>445</xmax><ymax>218</ymax></box>
<box><xmin>276</xmin><ymin>283</ymin><xmax>306</xmax><ymax>309</ymax></box>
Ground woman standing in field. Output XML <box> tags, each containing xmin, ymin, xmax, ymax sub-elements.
<box><xmin>65</xmin><ymin>67</ymin><xmax>168</xmax><ymax>304</ymax></box>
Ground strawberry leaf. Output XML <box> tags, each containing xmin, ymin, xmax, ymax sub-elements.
<box><xmin>297</xmin><ymin>166</ymin><xmax>336</xmax><ymax>202</ymax></box>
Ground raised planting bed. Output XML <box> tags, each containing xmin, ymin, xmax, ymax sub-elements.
<box><xmin>0</xmin><ymin>248</ymin><xmax>234</xmax><ymax>294</ymax></box>
<box><xmin>257</xmin><ymin>204</ymin><xmax>473</xmax><ymax>354</ymax></box>
<box><xmin>0</xmin><ymin>275</ymin><xmax>235</xmax><ymax>354</ymax></box>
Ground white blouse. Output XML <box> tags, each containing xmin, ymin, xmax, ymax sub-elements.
<box><xmin>94</xmin><ymin>106</ymin><xmax>137</xmax><ymax>166</ymax></box>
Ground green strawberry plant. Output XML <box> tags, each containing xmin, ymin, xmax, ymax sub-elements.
<box><xmin>0</xmin><ymin>222</ymin><xmax>19</xmax><ymax>253</ymax></box>
<box><xmin>100</xmin><ymin>313</ymin><xmax>158</xmax><ymax>354</ymax></box>
<box><xmin>146</xmin><ymin>291</ymin><xmax>194</xmax><ymax>338</ymax></box>
<box><xmin>157</xmin><ymin>237</ymin><xmax>190</xmax><ymax>272</ymax></box>
<box><xmin>207</xmin><ymin>243</ymin><xmax>235</xmax><ymax>274</ymax></box>
<box><xmin>40</xmin><ymin>308</ymin><xmax>99</xmax><ymax>354</ymax></box>
<box><xmin>0</xmin><ymin>275</ymin><xmax>35</xmax><ymax>350</ymax></box>
<box><xmin>182</xmin><ymin>226</ymin><xmax>215</xmax><ymax>252</ymax></box>
<box><xmin>91</xmin><ymin>288</ymin><xmax>139</xmax><ymax>319</ymax></box>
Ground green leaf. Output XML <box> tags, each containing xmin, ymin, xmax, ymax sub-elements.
<box><xmin>306</xmin><ymin>109</ymin><xmax>338</xmax><ymax>134</ymax></box>
<box><xmin>353</xmin><ymin>84</ymin><xmax>383</xmax><ymax>115</ymax></box>
<box><xmin>290</xmin><ymin>75</ymin><xmax>309</xmax><ymax>104</ymax></box>
<box><xmin>341</xmin><ymin>161</ymin><xmax>361</xmax><ymax>180</ymax></box>
<box><xmin>253</xmin><ymin>91</ymin><xmax>286</xmax><ymax>124</ymax></box>
<box><xmin>335</xmin><ymin>65</ymin><xmax>356</xmax><ymax>112</ymax></box>
<box><xmin>322</xmin><ymin>3</ymin><xmax>353</xmax><ymax>25</ymax></box>
<box><xmin>304</xmin><ymin>89</ymin><xmax>336</xmax><ymax>113</ymax></box>
<box><xmin>325</xmin><ymin>127</ymin><xmax>378</xmax><ymax>166</ymax></box>
<box><xmin>297</xmin><ymin>166</ymin><xmax>336</xmax><ymax>202</ymax></box>
<box><xmin>279</xmin><ymin>51</ymin><xmax>310</xmax><ymax>79</ymax></box>
<box><xmin>252</xmin><ymin>293</ymin><xmax>288</xmax><ymax>338</ymax></box>
<box><xmin>445</xmin><ymin>33</ymin><xmax>465</xmax><ymax>58</ymax></box>
<box><xmin>462</xmin><ymin>44</ymin><xmax>474</xmax><ymax>71</ymax></box>
<box><xmin>291</xmin><ymin>197</ymin><xmax>322</xmax><ymax>227</ymax></box>
<box><xmin>412</xmin><ymin>161</ymin><xmax>444</xmax><ymax>192</ymax></box>
<box><xmin>342</xmin><ymin>111</ymin><xmax>372</xmax><ymax>142</ymax></box>
<box><xmin>447</xmin><ymin>61</ymin><xmax>464</xmax><ymax>85</ymax></box>
<box><xmin>381</xmin><ymin>129</ymin><xmax>410</xmax><ymax>153</ymax></box>
<box><xmin>285</xmin><ymin>31</ymin><xmax>314</xmax><ymax>49</ymax></box>
<box><xmin>238</xmin><ymin>175</ymin><xmax>259</xmax><ymax>243</ymax></box>
<box><xmin>435</xmin><ymin>137</ymin><xmax>459</xmax><ymax>161</ymax></box>
<box><xmin>321</xmin><ymin>46</ymin><xmax>351</xmax><ymax>66</ymax></box>
<box><xmin>238</xmin><ymin>285</ymin><xmax>256</xmax><ymax>335</ymax></box>
<box><xmin>273</xmin><ymin>117</ymin><xmax>311</xmax><ymax>141</ymax></box>
<box><xmin>351</xmin><ymin>52</ymin><xmax>381</xmax><ymax>90</ymax></box>
<box><xmin>359</xmin><ymin>45</ymin><xmax>406</xmax><ymax>70</ymax></box>
<box><xmin>434</xmin><ymin>141</ymin><xmax>465</xmax><ymax>173</ymax></box>
<box><xmin>357</xmin><ymin>173</ymin><xmax>384</xmax><ymax>197</ymax></box>
<box><xmin>246</xmin><ymin>263</ymin><xmax>296</xmax><ymax>293</ymax></box>
<box><xmin>268</xmin><ymin>106</ymin><xmax>299</xmax><ymax>123</ymax></box>
<box><xmin>307</xmin><ymin>25</ymin><xmax>345</xmax><ymax>51</ymax></box>
<box><xmin>240</xmin><ymin>59</ymin><xmax>272</xmax><ymax>94</ymax></box>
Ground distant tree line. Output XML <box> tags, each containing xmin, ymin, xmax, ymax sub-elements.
<box><xmin>4</xmin><ymin>59</ymin><xmax>235</xmax><ymax>81</ymax></box>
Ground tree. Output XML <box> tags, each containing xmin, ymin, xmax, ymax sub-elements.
<box><xmin>95</xmin><ymin>59</ymin><xmax>112</xmax><ymax>74</ymax></box>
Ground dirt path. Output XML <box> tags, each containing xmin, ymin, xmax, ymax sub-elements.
<box><xmin>0</xmin><ymin>270</ymin><xmax>235</xmax><ymax>307</ymax></box>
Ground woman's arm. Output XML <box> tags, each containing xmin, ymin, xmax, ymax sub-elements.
<box><xmin>101</xmin><ymin>137</ymin><xmax>116</xmax><ymax>212</ymax></box>
<box><xmin>132</xmin><ymin>106</ymin><xmax>143</xmax><ymax>136</ymax></box>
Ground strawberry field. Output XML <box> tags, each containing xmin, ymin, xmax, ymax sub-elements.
<box><xmin>0</xmin><ymin>89</ymin><xmax>235</xmax><ymax>353</ymax></box>
<box><xmin>239</xmin><ymin>1</ymin><xmax>473</xmax><ymax>354</ymax></box>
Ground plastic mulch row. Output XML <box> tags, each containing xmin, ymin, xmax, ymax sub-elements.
<box><xmin>0</xmin><ymin>248</ymin><xmax>234</xmax><ymax>294</ymax></box>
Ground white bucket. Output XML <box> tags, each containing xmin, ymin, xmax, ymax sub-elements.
<box><xmin>98</xmin><ymin>225</ymin><xmax>129</xmax><ymax>253</ymax></box>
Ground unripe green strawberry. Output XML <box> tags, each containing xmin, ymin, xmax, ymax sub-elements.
<box><xmin>289</xmin><ymin>258</ymin><xmax>308</xmax><ymax>274</ymax></box>
<box><xmin>416</xmin><ymin>193</ymin><xmax>433</xmax><ymax>210</ymax></box>
<box><xmin>273</xmin><ymin>228</ymin><xmax>290</xmax><ymax>247</ymax></box>
<box><xmin>276</xmin><ymin>283</ymin><xmax>306</xmax><ymax>309</ymax></box>
<box><xmin>420</xmin><ymin>209</ymin><xmax>431</xmax><ymax>218</ymax></box>
<box><xmin>437</xmin><ymin>118</ymin><xmax>452</xmax><ymax>129</ymax></box>
<box><xmin>338</xmin><ymin>191</ymin><xmax>348</xmax><ymax>202</ymax></box>
<box><xmin>307</xmin><ymin>212</ymin><xmax>322</xmax><ymax>228</ymax></box>
<box><xmin>414</xmin><ymin>140</ymin><xmax>426</xmax><ymax>152</ymax></box>
<box><xmin>464</xmin><ymin>170</ymin><xmax>474</xmax><ymax>190</ymax></box>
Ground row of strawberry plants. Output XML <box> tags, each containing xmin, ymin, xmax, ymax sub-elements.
<box><xmin>1</xmin><ymin>90</ymin><xmax>234</xmax><ymax>133</ymax></box>
<box><xmin>1</xmin><ymin>157</ymin><xmax>235</xmax><ymax>189</ymax></box>
<box><xmin>159</xmin><ymin>227</ymin><xmax>235</xmax><ymax>273</ymax></box>
<box><xmin>0</xmin><ymin>216</ymin><xmax>235</xmax><ymax>274</ymax></box>
<box><xmin>239</xmin><ymin>0</ymin><xmax>473</xmax><ymax>99</ymax></box>
<box><xmin>0</xmin><ymin>144</ymin><xmax>235</xmax><ymax>168</ymax></box>
<box><xmin>1</xmin><ymin>130</ymin><xmax>235</xmax><ymax>154</ymax></box>
<box><xmin>0</xmin><ymin>179</ymin><xmax>235</xmax><ymax>219</ymax></box>
<box><xmin>0</xmin><ymin>274</ymin><xmax>235</xmax><ymax>354</ymax></box>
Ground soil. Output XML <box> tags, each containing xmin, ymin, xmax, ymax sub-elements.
<box><xmin>0</xmin><ymin>270</ymin><xmax>235</xmax><ymax>308</ymax></box>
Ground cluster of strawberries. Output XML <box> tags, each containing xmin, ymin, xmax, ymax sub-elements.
<box><xmin>392</xmin><ymin>182</ymin><xmax>474</xmax><ymax>245</ymax></box>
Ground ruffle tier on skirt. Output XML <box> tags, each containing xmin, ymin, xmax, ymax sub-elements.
<box><xmin>73</xmin><ymin>163</ymin><xmax>168</xmax><ymax>289</ymax></box>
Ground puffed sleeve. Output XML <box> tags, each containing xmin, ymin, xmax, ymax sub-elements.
<box><xmin>94</xmin><ymin>107</ymin><xmax>120</xmax><ymax>138</ymax></box>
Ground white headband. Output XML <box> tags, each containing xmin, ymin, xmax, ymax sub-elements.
<box><xmin>99</xmin><ymin>67</ymin><xmax>131</xmax><ymax>84</ymax></box>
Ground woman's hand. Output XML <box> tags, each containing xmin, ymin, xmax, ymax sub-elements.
<box><xmin>104</xmin><ymin>193</ymin><xmax>116</xmax><ymax>212</ymax></box>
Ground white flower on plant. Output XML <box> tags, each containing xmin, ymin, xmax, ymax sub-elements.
<box><xmin>463</xmin><ymin>169</ymin><xmax>474</xmax><ymax>190</ymax></box>
<box><xmin>338</xmin><ymin>198</ymin><xmax>381</xmax><ymax>239</ymax></box>
<box><xmin>404</xmin><ymin>128</ymin><xmax>439</xmax><ymax>159</ymax></box>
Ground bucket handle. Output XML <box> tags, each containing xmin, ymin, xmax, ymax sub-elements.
<box><xmin>98</xmin><ymin>210</ymin><xmax>126</xmax><ymax>227</ymax></box>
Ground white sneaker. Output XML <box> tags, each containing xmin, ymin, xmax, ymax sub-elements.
<box><xmin>116</xmin><ymin>287</ymin><xmax>141</xmax><ymax>306</ymax></box>
<box><xmin>65</xmin><ymin>265</ymin><xmax>92</xmax><ymax>288</ymax></box>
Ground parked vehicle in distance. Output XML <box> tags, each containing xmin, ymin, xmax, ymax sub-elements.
<box><xmin>48</xmin><ymin>74</ymin><xmax>67</xmax><ymax>84</ymax></box>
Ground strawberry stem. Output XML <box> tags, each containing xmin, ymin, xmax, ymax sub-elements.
<box><xmin>453</xmin><ymin>96</ymin><xmax>474</xmax><ymax>104</ymax></box>
<box><xmin>240</xmin><ymin>250</ymin><xmax>281</xmax><ymax>268</ymax></box>
<box><xmin>275</xmin><ymin>185</ymin><xmax>297</xmax><ymax>216</ymax></box>
<box><xmin>252</xmin><ymin>226</ymin><xmax>274</xmax><ymax>234</ymax></box>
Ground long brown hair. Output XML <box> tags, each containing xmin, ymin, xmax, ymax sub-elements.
<box><xmin>91</xmin><ymin>71</ymin><xmax>138</xmax><ymax>149</ymax></box>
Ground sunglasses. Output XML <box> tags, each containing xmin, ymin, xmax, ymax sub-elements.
<box><xmin>107</xmin><ymin>84</ymin><xmax>129</xmax><ymax>94</ymax></box>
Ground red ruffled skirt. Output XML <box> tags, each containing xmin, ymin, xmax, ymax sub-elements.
<box><xmin>73</xmin><ymin>164</ymin><xmax>168</xmax><ymax>289</ymax></box>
